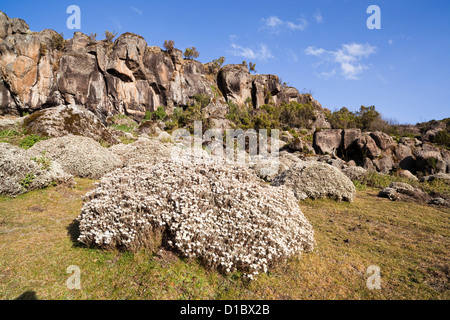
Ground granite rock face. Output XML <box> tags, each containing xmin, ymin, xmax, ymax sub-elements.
<box><xmin>0</xmin><ymin>11</ymin><xmax>330</xmax><ymax>130</ymax></box>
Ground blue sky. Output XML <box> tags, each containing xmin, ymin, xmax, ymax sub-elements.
<box><xmin>2</xmin><ymin>0</ymin><xmax>449</xmax><ymax>124</ymax></box>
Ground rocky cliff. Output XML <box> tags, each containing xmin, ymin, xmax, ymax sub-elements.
<box><xmin>0</xmin><ymin>11</ymin><xmax>328</xmax><ymax>127</ymax></box>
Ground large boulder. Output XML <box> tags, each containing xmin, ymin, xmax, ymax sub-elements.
<box><xmin>22</xmin><ymin>105</ymin><xmax>119</xmax><ymax>145</ymax></box>
<box><xmin>217</xmin><ymin>64</ymin><xmax>252</xmax><ymax>106</ymax></box>
<box><xmin>372</xmin><ymin>153</ymin><xmax>394</xmax><ymax>174</ymax></box>
<box><xmin>357</xmin><ymin>134</ymin><xmax>381</xmax><ymax>159</ymax></box>
<box><xmin>342</xmin><ymin>129</ymin><xmax>362</xmax><ymax>150</ymax></box>
<box><xmin>370</xmin><ymin>132</ymin><xmax>395</xmax><ymax>151</ymax></box>
<box><xmin>77</xmin><ymin>161</ymin><xmax>315</xmax><ymax>278</ymax></box>
<box><xmin>271</xmin><ymin>160</ymin><xmax>356</xmax><ymax>202</ymax></box>
<box><xmin>252</xmin><ymin>74</ymin><xmax>281</xmax><ymax>108</ymax></box>
<box><xmin>342</xmin><ymin>166</ymin><xmax>367</xmax><ymax>181</ymax></box>
<box><xmin>378</xmin><ymin>182</ymin><xmax>428</xmax><ymax>202</ymax></box>
<box><xmin>313</xmin><ymin>129</ymin><xmax>342</xmax><ymax>155</ymax></box>
<box><xmin>414</xmin><ymin>144</ymin><xmax>446</xmax><ymax>174</ymax></box>
<box><xmin>394</xmin><ymin>143</ymin><xmax>415</xmax><ymax>172</ymax></box>
<box><xmin>0</xmin><ymin>142</ymin><xmax>73</xmax><ymax>196</ymax></box>
<box><xmin>28</xmin><ymin>135</ymin><xmax>123</xmax><ymax>179</ymax></box>
<box><xmin>396</xmin><ymin>169</ymin><xmax>418</xmax><ymax>181</ymax></box>
<box><xmin>420</xmin><ymin>173</ymin><xmax>450</xmax><ymax>183</ymax></box>
<box><xmin>441</xmin><ymin>149</ymin><xmax>450</xmax><ymax>173</ymax></box>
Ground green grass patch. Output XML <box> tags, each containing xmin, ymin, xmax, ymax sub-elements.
<box><xmin>0</xmin><ymin>181</ymin><xmax>448</xmax><ymax>299</ymax></box>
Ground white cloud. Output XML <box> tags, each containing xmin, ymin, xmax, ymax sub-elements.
<box><xmin>229</xmin><ymin>43</ymin><xmax>274</xmax><ymax>62</ymax></box>
<box><xmin>305</xmin><ymin>47</ymin><xmax>326</xmax><ymax>56</ymax></box>
<box><xmin>388</xmin><ymin>39</ymin><xmax>394</xmax><ymax>45</ymax></box>
<box><xmin>131</xmin><ymin>6</ymin><xmax>143</xmax><ymax>15</ymax></box>
<box><xmin>261</xmin><ymin>16</ymin><xmax>307</xmax><ymax>32</ymax></box>
<box><xmin>305</xmin><ymin>43</ymin><xmax>377</xmax><ymax>80</ymax></box>
<box><xmin>262</xmin><ymin>16</ymin><xmax>283</xmax><ymax>28</ymax></box>
<box><xmin>286</xmin><ymin>18</ymin><xmax>308</xmax><ymax>31</ymax></box>
<box><xmin>314</xmin><ymin>9</ymin><xmax>323</xmax><ymax>23</ymax></box>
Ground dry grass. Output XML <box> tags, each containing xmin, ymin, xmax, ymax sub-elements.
<box><xmin>0</xmin><ymin>180</ymin><xmax>448</xmax><ymax>300</ymax></box>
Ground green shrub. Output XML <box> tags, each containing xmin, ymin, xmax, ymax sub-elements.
<box><xmin>111</xmin><ymin>124</ymin><xmax>134</xmax><ymax>133</ymax></box>
<box><xmin>193</xmin><ymin>94</ymin><xmax>210</xmax><ymax>109</ymax></box>
<box><xmin>210</xmin><ymin>85</ymin><xmax>222</xmax><ymax>99</ymax></box>
<box><xmin>31</xmin><ymin>151</ymin><xmax>52</xmax><ymax>171</ymax></box>
<box><xmin>50</xmin><ymin>33</ymin><xmax>66</xmax><ymax>50</ymax></box>
<box><xmin>0</xmin><ymin>129</ymin><xmax>19</xmax><ymax>139</ymax></box>
<box><xmin>119</xmin><ymin>136</ymin><xmax>136</xmax><ymax>144</ymax></box>
<box><xmin>20</xmin><ymin>173</ymin><xmax>36</xmax><ymax>190</ymax></box>
<box><xmin>163</xmin><ymin>40</ymin><xmax>175</xmax><ymax>52</ymax></box>
<box><xmin>226</xmin><ymin>102</ymin><xmax>253</xmax><ymax>129</ymax></box>
<box><xmin>144</xmin><ymin>107</ymin><xmax>167</xmax><ymax>121</ymax></box>
<box><xmin>88</xmin><ymin>33</ymin><xmax>97</xmax><ymax>46</ymax></box>
<box><xmin>154</xmin><ymin>106</ymin><xmax>167</xmax><ymax>121</ymax></box>
<box><xmin>184</xmin><ymin>47</ymin><xmax>199</xmax><ymax>60</ymax></box>
<box><xmin>104</xmin><ymin>30</ymin><xmax>117</xmax><ymax>44</ymax></box>
<box><xmin>211</xmin><ymin>57</ymin><xmax>226</xmax><ymax>71</ymax></box>
<box><xmin>353</xmin><ymin>180</ymin><xmax>367</xmax><ymax>191</ymax></box>
<box><xmin>433</xmin><ymin>130</ymin><xmax>450</xmax><ymax>148</ymax></box>
<box><xmin>19</xmin><ymin>134</ymin><xmax>47</xmax><ymax>150</ymax></box>
<box><xmin>279</xmin><ymin>102</ymin><xmax>315</xmax><ymax>129</ymax></box>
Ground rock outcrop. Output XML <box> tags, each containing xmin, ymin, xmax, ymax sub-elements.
<box><xmin>312</xmin><ymin>127</ymin><xmax>450</xmax><ymax>176</ymax></box>
<box><xmin>0</xmin><ymin>11</ymin><xmax>331</xmax><ymax>131</ymax></box>
<box><xmin>378</xmin><ymin>182</ymin><xmax>429</xmax><ymax>203</ymax></box>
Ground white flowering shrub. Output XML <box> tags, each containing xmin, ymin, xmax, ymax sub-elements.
<box><xmin>77</xmin><ymin>161</ymin><xmax>315</xmax><ymax>278</ymax></box>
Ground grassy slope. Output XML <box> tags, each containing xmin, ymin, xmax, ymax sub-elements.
<box><xmin>0</xmin><ymin>179</ymin><xmax>448</xmax><ymax>300</ymax></box>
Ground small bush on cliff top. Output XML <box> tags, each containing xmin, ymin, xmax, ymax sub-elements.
<box><xmin>87</xmin><ymin>33</ymin><xmax>97</xmax><ymax>46</ymax></box>
<box><xmin>184</xmin><ymin>47</ymin><xmax>199</xmax><ymax>60</ymax></box>
<box><xmin>104</xmin><ymin>30</ymin><xmax>117</xmax><ymax>44</ymax></box>
<box><xmin>50</xmin><ymin>33</ymin><xmax>66</xmax><ymax>50</ymax></box>
<box><xmin>163</xmin><ymin>40</ymin><xmax>175</xmax><ymax>51</ymax></box>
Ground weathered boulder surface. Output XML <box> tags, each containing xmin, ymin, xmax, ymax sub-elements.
<box><xmin>28</xmin><ymin>135</ymin><xmax>123</xmax><ymax>179</ymax></box>
<box><xmin>395</xmin><ymin>169</ymin><xmax>418</xmax><ymax>181</ymax></box>
<box><xmin>420</xmin><ymin>173</ymin><xmax>450</xmax><ymax>182</ymax></box>
<box><xmin>342</xmin><ymin>166</ymin><xmax>367</xmax><ymax>181</ymax></box>
<box><xmin>414</xmin><ymin>143</ymin><xmax>447</xmax><ymax>174</ymax></box>
<box><xmin>313</xmin><ymin>129</ymin><xmax>342</xmax><ymax>155</ymax></box>
<box><xmin>217</xmin><ymin>64</ymin><xmax>252</xmax><ymax>106</ymax></box>
<box><xmin>0</xmin><ymin>10</ymin><xmax>332</xmax><ymax>132</ymax></box>
<box><xmin>0</xmin><ymin>142</ymin><xmax>73</xmax><ymax>196</ymax></box>
<box><xmin>22</xmin><ymin>105</ymin><xmax>119</xmax><ymax>145</ymax></box>
<box><xmin>271</xmin><ymin>160</ymin><xmax>356</xmax><ymax>202</ymax></box>
<box><xmin>378</xmin><ymin>182</ymin><xmax>429</xmax><ymax>203</ymax></box>
<box><xmin>370</xmin><ymin>132</ymin><xmax>395</xmax><ymax>151</ymax></box>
